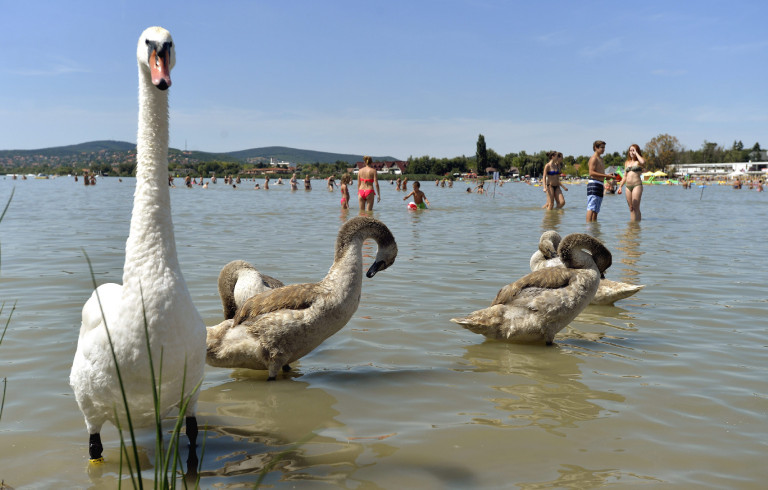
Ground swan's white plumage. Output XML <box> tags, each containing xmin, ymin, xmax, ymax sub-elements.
<box><xmin>69</xmin><ymin>27</ymin><xmax>205</xmax><ymax>440</ymax></box>
<box><xmin>206</xmin><ymin>217</ymin><xmax>397</xmax><ymax>380</ymax></box>
<box><xmin>530</xmin><ymin>230</ymin><xmax>644</xmax><ymax>305</ymax></box>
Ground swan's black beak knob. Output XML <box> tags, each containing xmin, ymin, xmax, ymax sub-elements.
<box><xmin>366</xmin><ymin>260</ymin><xmax>386</xmax><ymax>278</ymax></box>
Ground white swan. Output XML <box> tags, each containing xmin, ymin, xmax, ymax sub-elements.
<box><xmin>530</xmin><ymin>230</ymin><xmax>643</xmax><ymax>305</ymax></box>
<box><xmin>69</xmin><ymin>27</ymin><xmax>205</xmax><ymax>462</ymax></box>
<box><xmin>218</xmin><ymin>260</ymin><xmax>285</xmax><ymax>319</ymax></box>
<box><xmin>451</xmin><ymin>233</ymin><xmax>611</xmax><ymax>344</ymax></box>
<box><xmin>206</xmin><ymin>216</ymin><xmax>397</xmax><ymax>380</ymax></box>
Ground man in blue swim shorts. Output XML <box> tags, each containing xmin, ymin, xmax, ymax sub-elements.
<box><xmin>586</xmin><ymin>140</ymin><xmax>618</xmax><ymax>222</ymax></box>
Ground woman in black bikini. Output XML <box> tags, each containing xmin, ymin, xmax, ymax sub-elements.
<box><xmin>617</xmin><ymin>144</ymin><xmax>645</xmax><ymax>221</ymax></box>
<box><xmin>543</xmin><ymin>151</ymin><xmax>568</xmax><ymax>209</ymax></box>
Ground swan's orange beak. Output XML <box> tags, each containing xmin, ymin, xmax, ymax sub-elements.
<box><xmin>150</xmin><ymin>49</ymin><xmax>172</xmax><ymax>90</ymax></box>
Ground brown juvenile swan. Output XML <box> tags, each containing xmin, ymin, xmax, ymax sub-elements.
<box><xmin>218</xmin><ymin>260</ymin><xmax>284</xmax><ymax>319</ymax></box>
<box><xmin>206</xmin><ymin>216</ymin><xmax>398</xmax><ymax>380</ymax></box>
<box><xmin>451</xmin><ymin>233</ymin><xmax>611</xmax><ymax>344</ymax></box>
<box><xmin>530</xmin><ymin>230</ymin><xmax>643</xmax><ymax>305</ymax></box>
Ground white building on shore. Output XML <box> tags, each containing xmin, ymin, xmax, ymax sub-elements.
<box><xmin>671</xmin><ymin>162</ymin><xmax>768</xmax><ymax>177</ymax></box>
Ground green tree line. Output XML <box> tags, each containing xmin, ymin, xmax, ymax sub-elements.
<box><xmin>5</xmin><ymin>134</ymin><xmax>761</xmax><ymax>178</ymax></box>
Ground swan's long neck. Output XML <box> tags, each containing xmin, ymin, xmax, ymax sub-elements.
<box><xmin>321</xmin><ymin>235</ymin><xmax>365</xmax><ymax>303</ymax></box>
<box><xmin>560</xmin><ymin>235</ymin><xmax>611</xmax><ymax>273</ymax></box>
<box><xmin>123</xmin><ymin>68</ymin><xmax>179</xmax><ymax>283</ymax></box>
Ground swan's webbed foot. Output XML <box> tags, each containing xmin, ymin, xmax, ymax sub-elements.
<box><xmin>282</xmin><ymin>364</ymin><xmax>291</xmax><ymax>372</ymax></box>
<box><xmin>267</xmin><ymin>376</ymin><xmax>277</xmax><ymax>381</ymax></box>
<box><xmin>546</xmin><ymin>341</ymin><xmax>553</xmax><ymax>346</ymax></box>
<box><xmin>89</xmin><ymin>433</ymin><xmax>104</xmax><ymax>462</ymax></box>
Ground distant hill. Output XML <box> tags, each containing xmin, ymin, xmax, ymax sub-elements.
<box><xmin>225</xmin><ymin>146</ymin><xmax>397</xmax><ymax>165</ymax></box>
<box><xmin>0</xmin><ymin>140</ymin><xmax>135</xmax><ymax>157</ymax></box>
<box><xmin>0</xmin><ymin>140</ymin><xmax>399</xmax><ymax>165</ymax></box>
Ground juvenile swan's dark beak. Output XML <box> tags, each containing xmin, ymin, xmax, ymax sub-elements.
<box><xmin>366</xmin><ymin>260</ymin><xmax>386</xmax><ymax>278</ymax></box>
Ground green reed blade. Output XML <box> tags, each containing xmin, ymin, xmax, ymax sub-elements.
<box><xmin>83</xmin><ymin>250</ymin><xmax>143</xmax><ymax>490</ymax></box>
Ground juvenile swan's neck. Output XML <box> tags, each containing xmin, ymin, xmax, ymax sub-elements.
<box><xmin>124</xmin><ymin>68</ymin><xmax>178</xmax><ymax>282</ymax></box>
<box><xmin>320</xmin><ymin>218</ymin><xmax>396</xmax><ymax>304</ymax></box>
<box><xmin>559</xmin><ymin>234</ymin><xmax>611</xmax><ymax>273</ymax></box>
<box><xmin>322</xmin><ymin>236</ymin><xmax>365</xmax><ymax>299</ymax></box>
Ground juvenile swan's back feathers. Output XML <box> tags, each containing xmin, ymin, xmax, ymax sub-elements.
<box><xmin>206</xmin><ymin>216</ymin><xmax>397</xmax><ymax>380</ymax></box>
<box><xmin>452</xmin><ymin>233</ymin><xmax>611</xmax><ymax>344</ymax></box>
<box><xmin>218</xmin><ymin>260</ymin><xmax>285</xmax><ymax>319</ymax></box>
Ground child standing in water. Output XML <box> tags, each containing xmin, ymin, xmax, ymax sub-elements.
<box><xmin>403</xmin><ymin>181</ymin><xmax>431</xmax><ymax>209</ymax></box>
<box><xmin>339</xmin><ymin>173</ymin><xmax>351</xmax><ymax>209</ymax></box>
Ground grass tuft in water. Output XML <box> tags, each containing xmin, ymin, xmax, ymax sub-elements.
<box><xmin>0</xmin><ymin>188</ymin><xmax>15</xmax><ymax>424</ymax></box>
<box><xmin>0</xmin><ymin>301</ymin><xmax>17</xmax><ymax>423</ymax></box>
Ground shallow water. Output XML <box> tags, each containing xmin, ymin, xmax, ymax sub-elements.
<box><xmin>0</xmin><ymin>176</ymin><xmax>766</xmax><ymax>488</ymax></box>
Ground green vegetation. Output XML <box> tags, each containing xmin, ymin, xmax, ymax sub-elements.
<box><xmin>0</xmin><ymin>141</ymin><xmax>395</xmax><ymax>178</ymax></box>
<box><xmin>0</xmin><ymin>188</ymin><xmax>14</xmax><ymax>424</ymax></box>
<box><xmin>1</xmin><ymin>135</ymin><xmax>762</xmax><ymax>179</ymax></box>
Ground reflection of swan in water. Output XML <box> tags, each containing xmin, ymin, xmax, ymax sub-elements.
<box><xmin>452</xmin><ymin>233</ymin><xmax>611</xmax><ymax>344</ymax></box>
<box><xmin>195</xmin><ymin>377</ymin><xmax>378</xmax><ymax>483</ymax></box>
<box><xmin>196</xmin><ymin>376</ymin><xmax>476</xmax><ymax>486</ymax></box>
<box><xmin>461</xmin><ymin>342</ymin><xmax>625</xmax><ymax>432</ymax></box>
<box><xmin>530</xmin><ymin>230</ymin><xmax>643</xmax><ymax>305</ymax></box>
<box><xmin>217</xmin><ymin>260</ymin><xmax>284</xmax><ymax>319</ymax></box>
<box><xmin>206</xmin><ymin>217</ymin><xmax>398</xmax><ymax>379</ymax></box>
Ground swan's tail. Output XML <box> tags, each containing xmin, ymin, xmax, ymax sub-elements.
<box><xmin>591</xmin><ymin>280</ymin><xmax>644</xmax><ymax>305</ymax></box>
<box><xmin>451</xmin><ymin>306</ymin><xmax>506</xmax><ymax>338</ymax></box>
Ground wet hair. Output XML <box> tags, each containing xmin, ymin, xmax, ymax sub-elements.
<box><xmin>627</xmin><ymin>144</ymin><xmax>643</xmax><ymax>161</ymax></box>
<box><xmin>413</xmin><ymin>181</ymin><xmax>420</xmax><ymax>188</ymax></box>
<box><xmin>557</xmin><ymin>152</ymin><xmax>563</xmax><ymax>158</ymax></box>
<box><xmin>363</xmin><ymin>155</ymin><xmax>373</xmax><ymax>165</ymax></box>
<box><xmin>593</xmin><ymin>140</ymin><xmax>606</xmax><ymax>151</ymax></box>
<box><xmin>546</xmin><ymin>150</ymin><xmax>557</xmax><ymax>160</ymax></box>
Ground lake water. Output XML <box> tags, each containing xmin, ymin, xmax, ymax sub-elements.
<box><xmin>0</xmin><ymin>176</ymin><xmax>766</xmax><ymax>488</ymax></box>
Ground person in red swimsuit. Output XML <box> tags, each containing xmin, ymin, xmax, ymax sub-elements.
<box><xmin>358</xmin><ymin>155</ymin><xmax>380</xmax><ymax>211</ymax></box>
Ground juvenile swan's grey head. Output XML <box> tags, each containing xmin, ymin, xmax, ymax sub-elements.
<box><xmin>538</xmin><ymin>230</ymin><xmax>562</xmax><ymax>259</ymax></box>
<box><xmin>335</xmin><ymin>216</ymin><xmax>397</xmax><ymax>278</ymax></box>
<box><xmin>558</xmin><ymin>233</ymin><xmax>612</xmax><ymax>276</ymax></box>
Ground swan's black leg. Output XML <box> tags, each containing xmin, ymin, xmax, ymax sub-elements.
<box><xmin>282</xmin><ymin>364</ymin><xmax>291</xmax><ymax>372</ymax></box>
<box><xmin>89</xmin><ymin>433</ymin><xmax>103</xmax><ymax>461</ymax></box>
<box><xmin>546</xmin><ymin>341</ymin><xmax>553</xmax><ymax>346</ymax></box>
<box><xmin>267</xmin><ymin>376</ymin><xmax>277</xmax><ymax>381</ymax></box>
<box><xmin>185</xmin><ymin>416</ymin><xmax>199</xmax><ymax>482</ymax></box>
<box><xmin>185</xmin><ymin>416</ymin><xmax>198</xmax><ymax>447</ymax></box>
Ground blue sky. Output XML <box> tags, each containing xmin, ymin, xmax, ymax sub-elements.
<box><xmin>1</xmin><ymin>0</ymin><xmax>766</xmax><ymax>159</ymax></box>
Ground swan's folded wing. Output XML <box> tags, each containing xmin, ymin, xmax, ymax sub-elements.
<box><xmin>80</xmin><ymin>283</ymin><xmax>122</xmax><ymax>336</ymax></box>
<box><xmin>233</xmin><ymin>283</ymin><xmax>317</xmax><ymax>325</ymax></box>
<box><xmin>492</xmin><ymin>268</ymin><xmax>573</xmax><ymax>306</ymax></box>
